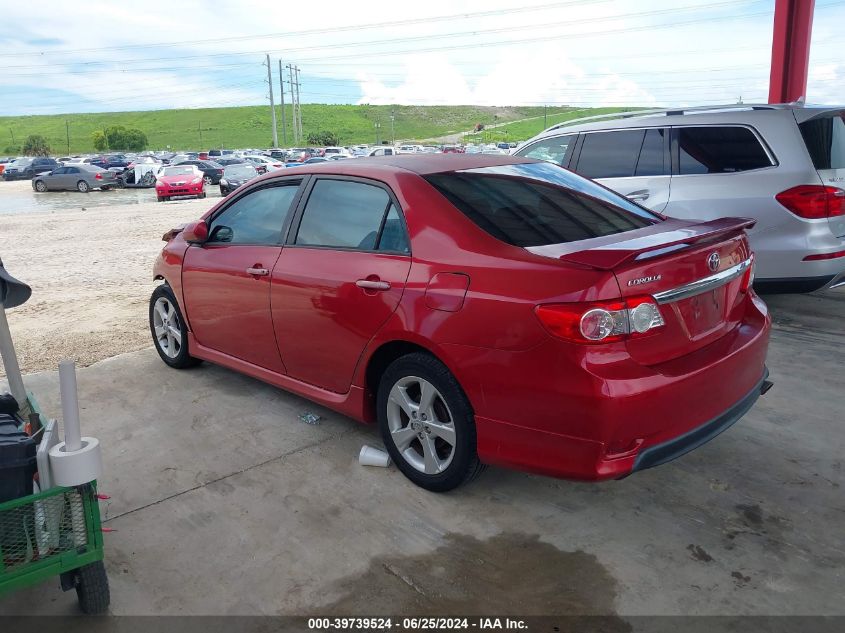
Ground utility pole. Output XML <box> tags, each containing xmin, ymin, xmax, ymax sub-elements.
<box><xmin>287</xmin><ymin>64</ymin><xmax>298</xmax><ymax>144</ymax></box>
<box><xmin>265</xmin><ymin>54</ymin><xmax>278</xmax><ymax>148</ymax></box>
<box><xmin>65</xmin><ymin>120</ymin><xmax>70</xmax><ymax>155</ymax></box>
<box><xmin>9</xmin><ymin>129</ymin><xmax>15</xmax><ymax>146</ymax></box>
<box><xmin>198</xmin><ymin>121</ymin><xmax>203</xmax><ymax>146</ymax></box>
<box><xmin>374</xmin><ymin>118</ymin><xmax>381</xmax><ymax>144</ymax></box>
<box><xmin>294</xmin><ymin>65</ymin><xmax>303</xmax><ymax>143</ymax></box>
<box><xmin>544</xmin><ymin>105</ymin><xmax>547</xmax><ymax>128</ymax></box>
<box><xmin>278</xmin><ymin>60</ymin><xmax>287</xmax><ymax>145</ymax></box>
<box><xmin>390</xmin><ymin>108</ymin><xmax>395</xmax><ymax>145</ymax></box>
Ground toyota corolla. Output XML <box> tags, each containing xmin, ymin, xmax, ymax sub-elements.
<box><xmin>150</xmin><ymin>155</ymin><xmax>772</xmax><ymax>491</ymax></box>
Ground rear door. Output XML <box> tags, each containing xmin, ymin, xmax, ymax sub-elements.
<box><xmin>271</xmin><ymin>177</ymin><xmax>412</xmax><ymax>393</ymax></box>
<box><xmin>181</xmin><ymin>179</ymin><xmax>304</xmax><ymax>372</ymax></box>
<box><xmin>573</xmin><ymin>128</ymin><xmax>672</xmax><ymax>212</ymax></box>
<box><xmin>798</xmin><ymin>110</ymin><xmax>845</xmax><ymax>238</ymax></box>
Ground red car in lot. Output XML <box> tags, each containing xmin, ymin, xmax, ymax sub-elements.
<box><xmin>150</xmin><ymin>155</ymin><xmax>771</xmax><ymax>491</ymax></box>
<box><xmin>156</xmin><ymin>165</ymin><xmax>206</xmax><ymax>202</ymax></box>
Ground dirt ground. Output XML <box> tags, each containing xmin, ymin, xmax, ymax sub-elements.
<box><xmin>0</xmin><ymin>179</ymin><xmax>219</xmax><ymax>376</ymax></box>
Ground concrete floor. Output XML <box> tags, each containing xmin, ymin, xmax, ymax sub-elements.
<box><xmin>0</xmin><ymin>289</ymin><xmax>842</xmax><ymax>616</ymax></box>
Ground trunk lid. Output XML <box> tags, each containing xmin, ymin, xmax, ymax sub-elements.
<box><xmin>528</xmin><ymin>217</ymin><xmax>754</xmax><ymax>365</ymax></box>
<box><xmin>797</xmin><ymin>109</ymin><xmax>845</xmax><ymax>238</ymax></box>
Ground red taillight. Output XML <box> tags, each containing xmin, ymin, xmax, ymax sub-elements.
<box><xmin>95</xmin><ymin>173</ymin><xmax>102</xmax><ymax>179</ymax></box>
<box><xmin>740</xmin><ymin>254</ymin><xmax>755</xmax><ymax>292</ymax></box>
<box><xmin>803</xmin><ymin>249</ymin><xmax>845</xmax><ymax>261</ymax></box>
<box><xmin>775</xmin><ymin>185</ymin><xmax>845</xmax><ymax>219</ymax></box>
<box><xmin>535</xmin><ymin>296</ymin><xmax>665</xmax><ymax>345</ymax></box>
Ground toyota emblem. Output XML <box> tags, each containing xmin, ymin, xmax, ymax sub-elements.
<box><xmin>707</xmin><ymin>252</ymin><xmax>721</xmax><ymax>272</ymax></box>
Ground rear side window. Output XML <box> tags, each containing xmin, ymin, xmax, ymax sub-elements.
<box><xmin>425</xmin><ymin>162</ymin><xmax>659</xmax><ymax>248</ymax></box>
<box><xmin>516</xmin><ymin>135</ymin><xmax>576</xmax><ymax>165</ymax></box>
<box><xmin>677</xmin><ymin>126</ymin><xmax>772</xmax><ymax>174</ymax></box>
<box><xmin>576</xmin><ymin>130</ymin><xmax>668</xmax><ymax>179</ymax></box>
<box><xmin>295</xmin><ymin>179</ymin><xmax>407</xmax><ymax>252</ymax></box>
<box><xmin>799</xmin><ymin>112</ymin><xmax>845</xmax><ymax>170</ymax></box>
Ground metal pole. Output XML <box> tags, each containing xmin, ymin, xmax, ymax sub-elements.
<box><xmin>391</xmin><ymin>108</ymin><xmax>395</xmax><ymax>145</ymax></box>
<box><xmin>279</xmin><ymin>60</ymin><xmax>287</xmax><ymax>145</ymax></box>
<box><xmin>0</xmin><ymin>305</ymin><xmax>27</xmax><ymax>406</ymax></box>
<box><xmin>288</xmin><ymin>64</ymin><xmax>297</xmax><ymax>143</ymax></box>
<box><xmin>266</xmin><ymin>54</ymin><xmax>278</xmax><ymax>147</ymax></box>
<box><xmin>295</xmin><ymin>66</ymin><xmax>303</xmax><ymax>142</ymax></box>
<box><xmin>66</xmin><ymin>120</ymin><xmax>70</xmax><ymax>155</ymax></box>
<box><xmin>768</xmin><ymin>0</ymin><xmax>815</xmax><ymax>103</ymax></box>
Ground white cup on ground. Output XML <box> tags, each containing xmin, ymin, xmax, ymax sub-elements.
<box><xmin>359</xmin><ymin>445</ymin><xmax>391</xmax><ymax>468</ymax></box>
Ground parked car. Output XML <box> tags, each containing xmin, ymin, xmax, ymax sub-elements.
<box><xmin>368</xmin><ymin>147</ymin><xmax>396</xmax><ymax>157</ymax></box>
<box><xmin>397</xmin><ymin>144</ymin><xmax>424</xmax><ymax>154</ymax></box>
<box><xmin>174</xmin><ymin>159</ymin><xmax>225</xmax><ymax>185</ymax></box>
<box><xmin>243</xmin><ymin>155</ymin><xmax>284</xmax><ymax>173</ymax></box>
<box><xmin>150</xmin><ymin>154</ymin><xmax>771</xmax><ymax>491</ymax></box>
<box><xmin>219</xmin><ymin>163</ymin><xmax>258</xmax><ymax>196</ymax></box>
<box><xmin>91</xmin><ymin>154</ymin><xmax>130</xmax><ymax>170</ymax></box>
<box><xmin>0</xmin><ymin>157</ymin><xmax>15</xmax><ymax>175</ymax></box>
<box><xmin>155</xmin><ymin>165</ymin><xmax>205</xmax><ymax>201</ymax></box>
<box><xmin>3</xmin><ymin>157</ymin><xmax>60</xmax><ymax>181</ymax></box>
<box><xmin>441</xmin><ymin>146</ymin><xmax>465</xmax><ymax>154</ymax></box>
<box><xmin>216</xmin><ymin>157</ymin><xmax>247</xmax><ymax>167</ymax></box>
<box><xmin>514</xmin><ymin>103</ymin><xmax>845</xmax><ymax>293</ymax></box>
<box><xmin>32</xmin><ymin>164</ymin><xmax>118</xmax><ymax>192</ymax></box>
<box><xmin>323</xmin><ymin>146</ymin><xmax>351</xmax><ymax>158</ymax></box>
<box><xmin>208</xmin><ymin>149</ymin><xmax>223</xmax><ymax>158</ymax></box>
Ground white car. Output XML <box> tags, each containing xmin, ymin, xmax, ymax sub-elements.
<box><xmin>244</xmin><ymin>155</ymin><xmax>285</xmax><ymax>172</ymax></box>
<box><xmin>397</xmin><ymin>144</ymin><xmax>424</xmax><ymax>154</ymax></box>
<box><xmin>323</xmin><ymin>146</ymin><xmax>352</xmax><ymax>157</ymax></box>
<box><xmin>368</xmin><ymin>147</ymin><xmax>396</xmax><ymax>157</ymax></box>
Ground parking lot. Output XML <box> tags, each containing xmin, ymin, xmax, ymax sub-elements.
<box><xmin>0</xmin><ymin>177</ymin><xmax>843</xmax><ymax>617</ymax></box>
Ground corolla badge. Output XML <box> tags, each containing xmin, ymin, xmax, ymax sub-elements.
<box><xmin>707</xmin><ymin>252</ymin><xmax>721</xmax><ymax>272</ymax></box>
<box><xmin>627</xmin><ymin>274</ymin><xmax>662</xmax><ymax>287</ymax></box>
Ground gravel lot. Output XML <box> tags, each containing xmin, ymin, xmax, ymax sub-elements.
<box><xmin>0</xmin><ymin>179</ymin><xmax>220</xmax><ymax>376</ymax></box>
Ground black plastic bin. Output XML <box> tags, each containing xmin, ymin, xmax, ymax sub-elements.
<box><xmin>0</xmin><ymin>414</ymin><xmax>35</xmax><ymax>503</ymax></box>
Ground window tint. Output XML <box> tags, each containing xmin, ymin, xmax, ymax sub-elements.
<box><xmin>516</xmin><ymin>135</ymin><xmax>576</xmax><ymax>165</ymax></box>
<box><xmin>678</xmin><ymin>126</ymin><xmax>772</xmax><ymax>174</ymax></box>
<box><xmin>634</xmin><ymin>128</ymin><xmax>666</xmax><ymax>176</ymax></box>
<box><xmin>208</xmin><ymin>184</ymin><xmax>299</xmax><ymax>245</ymax></box>
<box><xmin>377</xmin><ymin>204</ymin><xmax>410</xmax><ymax>253</ymax></box>
<box><xmin>426</xmin><ymin>162</ymin><xmax>658</xmax><ymax>248</ymax></box>
<box><xmin>799</xmin><ymin>112</ymin><xmax>845</xmax><ymax>170</ymax></box>
<box><xmin>295</xmin><ymin>179</ymin><xmax>393</xmax><ymax>250</ymax></box>
<box><xmin>576</xmin><ymin>130</ymin><xmax>645</xmax><ymax>179</ymax></box>
<box><xmin>66</xmin><ymin>167</ymin><xmax>79</xmax><ymax>174</ymax></box>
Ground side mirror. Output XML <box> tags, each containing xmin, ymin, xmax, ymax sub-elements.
<box><xmin>182</xmin><ymin>220</ymin><xmax>209</xmax><ymax>243</ymax></box>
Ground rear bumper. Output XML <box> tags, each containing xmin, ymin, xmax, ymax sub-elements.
<box><xmin>461</xmin><ymin>294</ymin><xmax>771</xmax><ymax>481</ymax></box>
<box><xmin>755</xmin><ymin>274</ymin><xmax>839</xmax><ymax>294</ymax></box>
<box><xmin>631</xmin><ymin>368</ymin><xmax>770</xmax><ymax>473</ymax></box>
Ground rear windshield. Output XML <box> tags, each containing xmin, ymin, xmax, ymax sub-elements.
<box><xmin>425</xmin><ymin>162</ymin><xmax>660</xmax><ymax>247</ymax></box>
<box><xmin>799</xmin><ymin>112</ymin><xmax>845</xmax><ymax>170</ymax></box>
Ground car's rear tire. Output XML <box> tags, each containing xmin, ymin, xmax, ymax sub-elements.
<box><xmin>377</xmin><ymin>353</ymin><xmax>485</xmax><ymax>492</ymax></box>
<box><xmin>149</xmin><ymin>284</ymin><xmax>200</xmax><ymax>369</ymax></box>
<box><xmin>100</xmin><ymin>185</ymin><xmax>110</xmax><ymax>191</ymax></box>
<box><xmin>34</xmin><ymin>180</ymin><xmax>47</xmax><ymax>192</ymax></box>
<box><xmin>203</xmin><ymin>175</ymin><xmax>212</xmax><ymax>185</ymax></box>
<box><xmin>77</xmin><ymin>180</ymin><xmax>89</xmax><ymax>193</ymax></box>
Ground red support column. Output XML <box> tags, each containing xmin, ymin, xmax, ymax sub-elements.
<box><xmin>769</xmin><ymin>0</ymin><xmax>815</xmax><ymax>103</ymax></box>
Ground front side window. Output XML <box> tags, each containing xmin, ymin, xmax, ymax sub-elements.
<box><xmin>426</xmin><ymin>162</ymin><xmax>659</xmax><ymax>248</ymax></box>
<box><xmin>575</xmin><ymin>130</ymin><xmax>647</xmax><ymax>179</ymax></box>
<box><xmin>295</xmin><ymin>179</ymin><xmax>406</xmax><ymax>251</ymax></box>
<box><xmin>208</xmin><ymin>183</ymin><xmax>300</xmax><ymax>245</ymax></box>
<box><xmin>678</xmin><ymin>126</ymin><xmax>773</xmax><ymax>174</ymax></box>
<box><xmin>516</xmin><ymin>134</ymin><xmax>576</xmax><ymax>166</ymax></box>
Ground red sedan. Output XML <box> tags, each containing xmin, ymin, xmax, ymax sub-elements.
<box><xmin>150</xmin><ymin>155</ymin><xmax>771</xmax><ymax>491</ymax></box>
<box><xmin>155</xmin><ymin>165</ymin><xmax>206</xmax><ymax>202</ymax></box>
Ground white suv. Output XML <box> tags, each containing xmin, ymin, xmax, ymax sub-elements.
<box><xmin>514</xmin><ymin>104</ymin><xmax>845</xmax><ymax>292</ymax></box>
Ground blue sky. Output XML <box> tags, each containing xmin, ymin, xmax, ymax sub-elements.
<box><xmin>1</xmin><ymin>0</ymin><xmax>843</xmax><ymax>115</ymax></box>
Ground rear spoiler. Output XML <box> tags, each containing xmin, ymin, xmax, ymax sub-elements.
<box><xmin>557</xmin><ymin>217</ymin><xmax>756</xmax><ymax>270</ymax></box>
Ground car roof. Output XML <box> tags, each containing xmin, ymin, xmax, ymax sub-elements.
<box><xmin>314</xmin><ymin>154</ymin><xmax>535</xmax><ymax>175</ymax></box>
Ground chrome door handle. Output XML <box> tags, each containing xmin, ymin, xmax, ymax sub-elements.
<box><xmin>627</xmin><ymin>189</ymin><xmax>650</xmax><ymax>202</ymax></box>
<box><xmin>246</xmin><ymin>267</ymin><xmax>269</xmax><ymax>276</ymax></box>
<box><xmin>356</xmin><ymin>279</ymin><xmax>391</xmax><ymax>291</ymax></box>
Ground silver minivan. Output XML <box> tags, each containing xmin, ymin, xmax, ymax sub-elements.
<box><xmin>514</xmin><ymin>104</ymin><xmax>845</xmax><ymax>292</ymax></box>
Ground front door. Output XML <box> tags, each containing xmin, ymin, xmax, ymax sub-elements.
<box><xmin>181</xmin><ymin>180</ymin><xmax>303</xmax><ymax>373</ymax></box>
<box><xmin>272</xmin><ymin>177</ymin><xmax>412</xmax><ymax>393</ymax></box>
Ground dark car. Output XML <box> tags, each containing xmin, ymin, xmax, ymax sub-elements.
<box><xmin>91</xmin><ymin>154</ymin><xmax>130</xmax><ymax>170</ymax></box>
<box><xmin>3</xmin><ymin>157</ymin><xmax>60</xmax><ymax>181</ymax></box>
<box><xmin>216</xmin><ymin>157</ymin><xmax>247</xmax><ymax>167</ymax></box>
<box><xmin>175</xmin><ymin>159</ymin><xmax>225</xmax><ymax>185</ymax></box>
<box><xmin>32</xmin><ymin>164</ymin><xmax>118</xmax><ymax>192</ymax></box>
<box><xmin>219</xmin><ymin>163</ymin><xmax>259</xmax><ymax>196</ymax></box>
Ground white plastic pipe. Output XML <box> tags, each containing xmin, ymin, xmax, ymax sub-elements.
<box><xmin>59</xmin><ymin>360</ymin><xmax>82</xmax><ymax>452</ymax></box>
<box><xmin>0</xmin><ymin>304</ymin><xmax>27</xmax><ymax>407</ymax></box>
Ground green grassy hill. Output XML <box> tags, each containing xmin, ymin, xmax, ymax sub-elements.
<box><xmin>0</xmin><ymin>104</ymin><xmax>622</xmax><ymax>155</ymax></box>
<box><xmin>462</xmin><ymin>107</ymin><xmax>639</xmax><ymax>144</ymax></box>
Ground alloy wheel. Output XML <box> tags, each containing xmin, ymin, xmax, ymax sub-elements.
<box><xmin>386</xmin><ymin>376</ymin><xmax>457</xmax><ymax>474</ymax></box>
<box><xmin>152</xmin><ymin>297</ymin><xmax>182</xmax><ymax>359</ymax></box>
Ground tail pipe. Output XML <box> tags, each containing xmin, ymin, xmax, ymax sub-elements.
<box><xmin>761</xmin><ymin>380</ymin><xmax>774</xmax><ymax>395</ymax></box>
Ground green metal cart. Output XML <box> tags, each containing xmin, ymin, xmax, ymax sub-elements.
<box><xmin>0</xmin><ymin>481</ymin><xmax>109</xmax><ymax>613</ymax></box>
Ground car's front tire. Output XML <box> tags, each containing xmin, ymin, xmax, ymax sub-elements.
<box><xmin>377</xmin><ymin>353</ymin><xmax>485</xmax><ymax>492</ymax></box>
<box><xmin>149</xmin><ymin>284</ymin><xmax>200</xmax><ymax>369</ymax></box>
